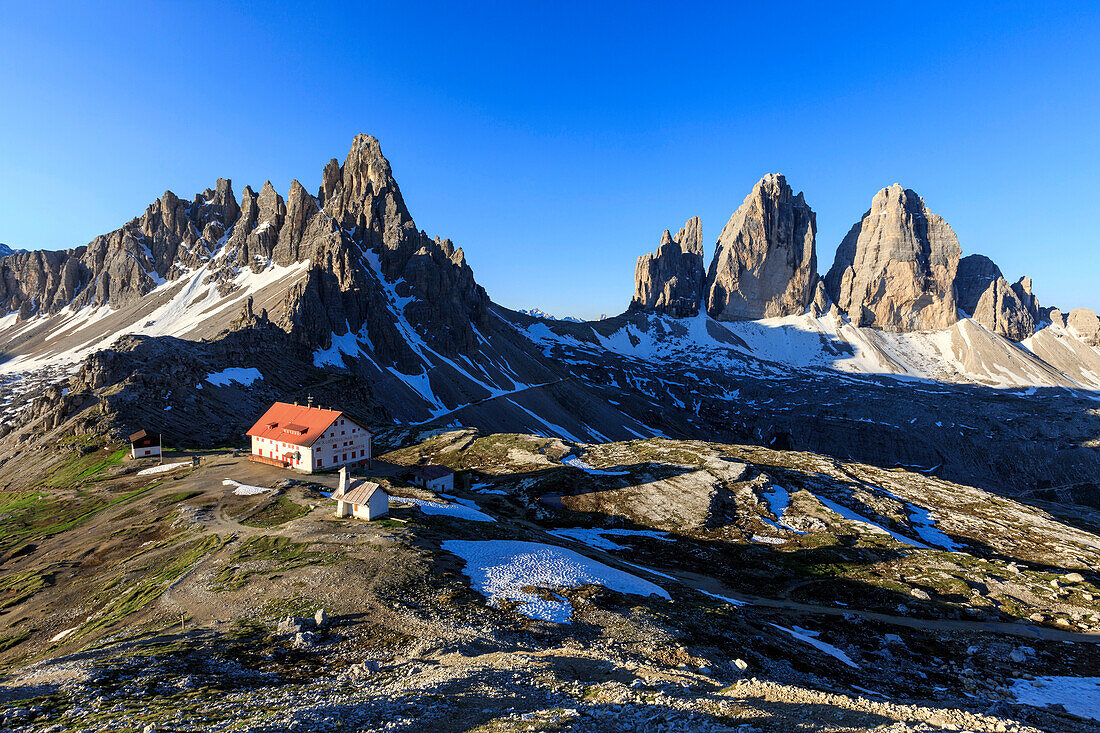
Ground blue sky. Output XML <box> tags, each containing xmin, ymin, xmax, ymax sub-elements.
<box><xmin>2</xmin><ymin>1</ymin><xmax>1097</xmax><ymax>319</ymax></box>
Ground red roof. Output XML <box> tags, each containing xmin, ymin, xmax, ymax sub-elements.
<box><xmin>246</xmin><ymin>402</ymin><xmax>368</xmax><ymax>447</ymax></box>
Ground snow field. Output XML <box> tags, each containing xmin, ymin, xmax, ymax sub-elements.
<box><xmin>223</xmin><ymin>479</ymin><xmax>271</xmax><ymax>496</ymax></box>
<box><xmin>205</xmin><ymin>367</ymin><xmax>263</xmax><ymax>387</ymax></box>
<box><xmin>1010</xmin><ymin>676</ymin><xmax>1100</xmax><ymax>721</ymax></box>
<box><xmin>390</xmin><ymin>496</ymin><xmax>495</xmax><ymax>522</ymax></box>
<box><xmin>136</xmin><ymin>461</ymin><xmax>190</xmax><ymax>476</ymax></box>
<box><xmin>443</xmin><ymin>540</ymin><xmax>670</xmax><ymax>623</ymax></box>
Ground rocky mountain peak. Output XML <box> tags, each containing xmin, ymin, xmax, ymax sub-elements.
<box><xmin>630</xmin><ymin>216</ymin><xmax>705</xmax><ymax>317</ymax></box>
<box><xmin>955</xmin><ymin>254</ymin><xmax>1003</xmax><ymax>316</ymax></box>
<box><xmin>705</xmin><ymin>174</ymin><xmax>817</xmax><ymax>321</ymax></box>
<box><xmin>825</xmin><ymin>184</ymin><xmax>960</xmax><ymax>332</ymax></box>
<box><xmin>955</xmin><ymin>254</ymin><xmax>1035</xmax><ymax>341</ymax></box>
<box><xmin>1011</xmin><ymin>276</ymin><xmax>1041</xmax><ymax>323</ymax></box>
<box><xmin>323</xmin><ymin>133</ymin><xmax>411</xmax><ymax>234</ymax></box>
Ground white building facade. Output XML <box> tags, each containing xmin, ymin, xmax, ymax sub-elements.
<box><xmin>247</xmin><ymin>403</ymin><xmax>372</xmax><ymax>474</ymax></box>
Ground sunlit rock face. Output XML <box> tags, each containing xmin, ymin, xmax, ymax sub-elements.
<box><xmin>826</xmin><ymin>184</ymin><xmax>960</xmax><ymax>332</ymax></box>
<box><xmin>705</xmin><ymin>174</ymin><xmax>818</xmax><ymax>321</ymax></box>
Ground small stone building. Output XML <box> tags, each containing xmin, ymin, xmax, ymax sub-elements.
<box><xmin>333</xmin><ymin>467</ymin><xmax>389</xmax><ymax>520</ymax></box>
<box><xmin>129</xmin><ymin>430</ymin><xmax>161</xmax><ymax>459</ymax></box>
<box><xmin>411</xmin><ymin>465</ymin><xmax>455</xmax><ymax>494</ymax></box>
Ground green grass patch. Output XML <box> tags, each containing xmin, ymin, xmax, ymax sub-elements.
<box><xmin>0</xmin><ymin>482</ymin><xmax>163</xmax><ymax>556</ymax></box>
<box><xmin>240</xmin><ymin>496</ymin><xmax>309</xmax><ymax>528</ymax></box>
<box><xmin>42</xmin><ymin>447</ymin><xmax>128</xmax><ymax>488</ymax></box>
<box><xmin>0</xmin><ymin>570</ymin><xmax>50</xmax><ymax>610</ymax></box>
<box><xmin>212</xmin><ymin>536</ymin><xmax>333</xmax><ymax>592</ymax></box>
<box><xmin>0</xmin><ymin>629</ymin><xmax>32</xmax><ymax>655</ymax></box>
<box><xmin>158</xmin><ymin>490</ymin><xmax>203</xmax><ymax>506</ymax></box>
<box><xmin>79</xmin><ymin>534</ymin><xmax>226</xmax><ymax>638</ymax></box>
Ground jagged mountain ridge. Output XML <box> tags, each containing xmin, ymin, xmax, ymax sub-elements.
<box><xmin>2</xmin><ymin>138</ymin><xmax>1099</xmax><ymax>508</ymax></box>
<box><xmin>0</xmin><ymin>136</ymin><xmax>587</xmax><ymax>424</ymax></box>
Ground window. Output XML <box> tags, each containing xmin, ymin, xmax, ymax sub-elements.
<box><xmin>343</xmin><ymin>454</ymin><xmax>347</xmax><ymax>461</ymax></box>
<box><xmin>318</xmin><ymin>458</ymin><xmax>323</xmax><ymax>467</ymax></box>
<box><xmin>341</xmin><ymin>430</ymin><xmax>345</xmax><ymax>435</ymax></box>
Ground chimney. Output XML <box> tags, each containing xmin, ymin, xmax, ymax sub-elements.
<box><xmin>337</xmin><ymin>466</ymin><xmax>348</xmax><ymax>497</ymax></box>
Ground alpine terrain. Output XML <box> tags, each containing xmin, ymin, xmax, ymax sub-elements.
<box><xmin>0</xmin><ymin>137</ymin><xmax>1098</xmax><ymax>732</ymax></box>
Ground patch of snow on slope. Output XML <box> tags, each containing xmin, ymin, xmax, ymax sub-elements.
<box><xmin>391</xmin><ymin>496</ymin><xmax>495</xmax><ymax>522</ymax></box>
<box><xmin>223</xmin><ymin>479</ymin><xmax>270</xmax><ymax>496</ymax></box>
<box><xmin>205</xmin><ymin>367</ymin><xmax>262</xmax><ymax>387</ymax></box>
<box><xmin>443</xmin><ymin>540</ymin><xmax>670</xmax><ymax>623</ymax></box>
<box><xmin>880</xmin><ymin>489</ymin><xmax>960</xmax><ymax>551</ymax></box>
<box><xmin>810</xmin><ymin>493</ymin><xmax>929</xmax><ymax>549</ymax></box>
<box><xmin>770</xmin><ymin>624</ymin><xmax>859</xmax><ymax>668</ymax></box>
<box><xmin>548</xmin><ymin>527</ymin><xmax>673</xmax><ymax>551</ymax></box>
<box><xmin>561</xmin><ymin>455</ymin><xmax>629</xmax><ymax>476</ymax></box>
<box><xmin>503</xmin><ymin>398</ymin><xmax>587</xmax><ymax>443</ymax></box>
<box><xmin>1011</xmin><ymin>677</ymin><xmax>1100</xmax><ymax>721</ymax></box>
<box><xmin>760</xmin><ymin>484</ymin><xmax>806</xmax><ymax>535</ymax></box>
<box><xmin>698</xmin><ymin>589</ymin><xmax>747</xmax><ymax>607</ymax></box>
<box><xmin>137</xmin><ymin>461</ymin><xmax>189</xmax><ymax>476</ymax></box>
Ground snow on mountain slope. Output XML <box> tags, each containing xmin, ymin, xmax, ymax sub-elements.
<box><xmin>515</xmin><ymin>308</ymin><xmax>1100</xmax><ymax>392</ymax></box>
<box><xmin>0</xmin><ymin>252</ymin><xmax>311</xmax><ymax>375</ymax></box>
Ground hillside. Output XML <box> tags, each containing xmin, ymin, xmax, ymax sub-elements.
<box><xmin>0</xmin><ymin>430</ymin><xmax>1095</xmax><ymax>731</ymax></box>
<box><xmin>1</xmin><ymin>134</ymin><xmax>1099</xmax><ymax>730</ymax></box>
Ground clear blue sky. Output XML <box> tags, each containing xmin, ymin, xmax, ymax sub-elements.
<box><xmin>2</xmin><ymin>1</ymin><xmax>1097</xmax><ymax>319</ymax></box>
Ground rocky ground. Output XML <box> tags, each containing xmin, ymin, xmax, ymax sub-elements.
<box><xmin>0</xmin><ymin>429</ymin><xmax>1095</xmax><ymax>731</ymax></box>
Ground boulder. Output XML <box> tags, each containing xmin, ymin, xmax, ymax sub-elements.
<box><xmin>705</xmin><ymin>174</ymin><xmax>817</xmax><ymax>320</ymax></box>
<box><xmin>1067</xmin><ymin>308</ymin><xmax>1100</xmax><ymax>346</ymax></box>
<box><xmin>277</xmin><ymin>616</ymin><xmax>306</xmax><ymax>635</ymax></box>
<box><xmin>293</xmin><ymin>631</ymin><xmax>317</xmax><ymax>648</ymax></box>
<box><xmin>630</xmin><ymin>216</ymin><xmax>705</xmax><ymax>317</ymax></box>
<box><xmin>825</xmin><ymin>184</ymin><xmax>960</xmax><ymax>332</ymax></box>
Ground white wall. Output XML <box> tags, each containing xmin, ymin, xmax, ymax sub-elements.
<box><xmin>250</xmin><ymin>414</ymin><xmax>371</xmax><ymax>473</ymax></box>
<box><xmin>311</xmin><ymin>417</ymin><xmax>371</xmax><ymax>472</ymax></box>
<box><xmin>352</xmin><ymin>489</ymin><xmax>389</xmax><ymax>520</ymax></box>
<box><xmin>251</xmin><ymin>436</ymin><xmax>311</xmax><ymax>471</ymax></box>
<box><xmin>426</xmin><ymin>474</ymin><xmax>454</xmax><ymax>494</ymax></box>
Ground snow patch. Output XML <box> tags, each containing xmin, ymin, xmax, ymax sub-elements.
<box><xmin>205</xmin><ymin>367</ymin><xmax>263</xmax><ymax>388</ymax></box>
<box><xmin>561</xmin><ymin>455</ymin><xmax>629</xmax><ymax>476</ymax></box>
<box><xmin>137</xmin><ymin>461</ymin><xmax>189</xmax><ymax>476</ymax></box>
<box><xmin>224</xmin><ymin>479</ymin><xmax>270</xmax><ymax>496</ymax></box>
<box><xmin>1011</xmin><ymin>676</ymin><xmax>1100</xmax><ymax>721</ymax></box>
<box><xmin>391</xmin><ymin>496</ymin><xmax>495</xmax><ymax>522</ymax></box>
<box><xmin>443</xmin><ymin>540</ymin><xmax>670</xmax><ymax>623</ymax></box>
<box><xmin>770</xmin><ymin>624</ymin><xmax>859</xmax><ymax>668</ymax></box>
<box><xmin>548</xmin><ymin>527</ymin><xmax>673</xmax><ymax>551</ymax></box>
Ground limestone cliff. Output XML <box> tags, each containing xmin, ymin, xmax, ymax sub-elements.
<box><xmin>825</xmin><ymin>184</ymin><xmax>960</xmax><ymax>332</ymax></box>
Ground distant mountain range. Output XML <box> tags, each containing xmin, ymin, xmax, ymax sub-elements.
<box><xmin>1</xmin><ymin>135</ymin><xmax>1098</xmax><ymax>509</ymax></box>
<box><xmin>516</xmin><ymin>308</ymin><xmax>582</xmax><ymax>323</ymax></box>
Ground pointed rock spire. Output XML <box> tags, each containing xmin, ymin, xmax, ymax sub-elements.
<box><xmin>705</xmin><ymin>174</ymin><xmax>817</xmax><ymax>321</ymax></box>
<box><xmin>631</xmin><ymin>216</ymin><xmax>705</xmax><ymax>317</ymax></box>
